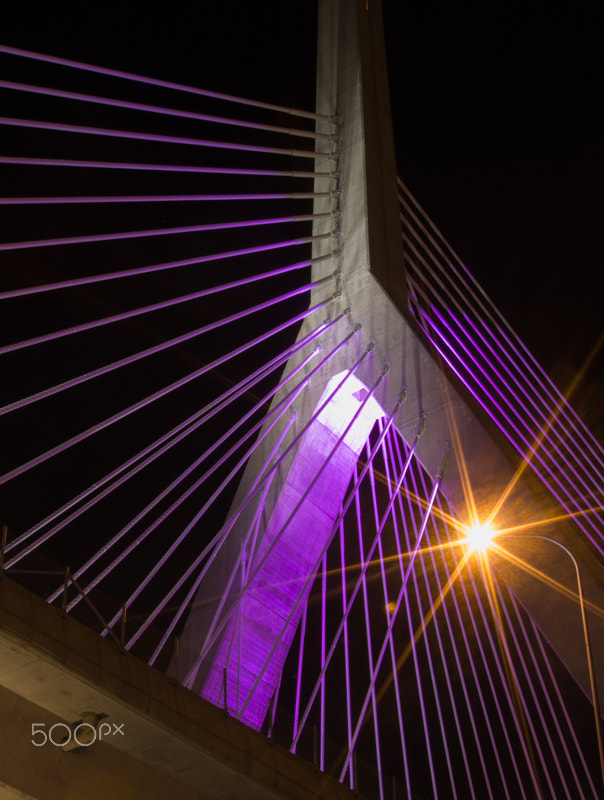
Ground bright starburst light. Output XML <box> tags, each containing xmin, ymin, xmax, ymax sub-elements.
<box><xmin>465</xmin><ymin>520</ymin><xmax>497</xmax><ymax>552</ymax></box>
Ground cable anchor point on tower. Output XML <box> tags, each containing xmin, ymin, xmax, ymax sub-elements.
<box><xmin>436</xmin><ymin>440</ymin><xmax>451</xmax><ymax>481</ymax></box>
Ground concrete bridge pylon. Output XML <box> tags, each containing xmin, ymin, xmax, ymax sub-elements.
<box><xmin>176</xmin><ymin>0</ymin><xmax>530</xmax><ymax>731</ymax></box>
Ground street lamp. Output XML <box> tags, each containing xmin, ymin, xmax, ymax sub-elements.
<box><xmin>474</xmin><ymin>529</ymin><xmax>604</xmax><ymax>791</ymax></box>
<box><xmin>464</xmin><ymin>520</ymin><xmax>497</xmax><ymax>552</ymax></box>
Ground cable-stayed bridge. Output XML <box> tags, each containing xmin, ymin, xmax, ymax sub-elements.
<box><xmin>0</xmin><ymin>2</ymin><xmax>602</xmax><ymax>799</ymax></box>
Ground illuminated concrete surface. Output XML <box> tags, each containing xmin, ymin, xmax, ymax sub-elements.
<box><xmin>178</xmin><ymin>0</ymin><xmax>603</xmax><ymax>721</ymax></box>
<box><xmin>177</xmin><ymin>0</ymin><xmax>525</xmax><ymax>718</ymax></box>
<box><xmin>198</xmin><ymin>373</ymin><xmax>386</xmax><ymax>728</ymax></box>
<box><xmin>0</xmin><ymin>576</ymin><xmax>362</xmax><ymax>800</ymax></box>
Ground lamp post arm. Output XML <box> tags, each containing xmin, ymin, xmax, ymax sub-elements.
<box><xmin>513</xmin><ymin>534</ymin><xmax>604</xmax><ymax>792</ymax></box>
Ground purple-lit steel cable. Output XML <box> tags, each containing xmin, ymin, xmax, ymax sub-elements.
<box><xmin>426</xmin><ymin>305</ymin><xmax>604</xmax><ymax>549</ymax></box>
<box><xmin>355</xmin><ymin>452</ymin><xmax>386</xmax><ymax>800</ymax></box>
<box><xmin>0</xmin><ymin>45</ymin><xmax>336</xmax><ymax>122</ymax></box>
<box><xmin>0</xmin><ymin>155</ymin><xmax>335</xmax><ymax>179</ymax></box>
<box><xmin>0</xmin><ymin>272</ymin><xmax>332</xmax><ymax>358</ymax></box>
<box><xmin>339</xmin><ymin>451</ymin><xmax>450</xmax><ymax>792</ymax></box>
<box><xmin>9</xmin><ymin>316</ymin><xmax>332</xmax><ymax>563</ymax></box>
<box><xmin>184</xmin><ymin>346</ymin><xmax>384</xmax><ymax>688</ymax></box>
<box><xmin>74</xmin><ymin>347</ymin><xmax>318</xmax><ymax>614</ymax></box>
<box><xmin>289</xmin><ymin>394</ymin><xmax>415</xmax><ymax>755</ymax></box>
<box><xmin>0</xmin><ymin>209</ymin><xmax>339</xmax><ymax>252</ymax></box>
<box><xmin>502</xmin><ymin>588</ymin><xmax>588</xmax><ymax>797</ymax></box>
<box><xmin>399</xmin><ymin>180</ymin><xmax>604</xmax><ymax>477</ymax></box>
<box><xmin>234</xmin><ymin>366</ymin><xmax>392</xmax><ymax>723</ymax></box>
<box><xmin>0</xmin><ymin>110</ymin><xmax>332</xmax><ymax>156</ymax></box>
<box><xmin>319</xmin><ymin>551</ymin><xmax>327</xmax><ymax>773</ymax></box>
<box><xmin>119</xmin><ymin>372</ymin><xmax>314</xmax><ymax>647</ymax></box>
<box><xmin>0</xmin><ymin>191</ymin><xmax>339</xmax><ymax>205</ymax></box>
<box><xmin>414</xmin><ymin>308</ymin><xmax>604</xmax><ymax>556</ymax></box>
<box><xmin>527</xmin><ymin>610</ymin><xmax>601</xmax><ymax>798</ymax></box>
<box><xmin>146</xmin><ymin>408</ymin><xmax>298</xmax><ymax>667</ymax></box>
<box><xmin>403</xmin><ymin>240</ymin><xmax>604</xmax><ymax>501</ymax></box>
<box><xmin>0</xmin><ymin>78</ymin><xmax>333</xmax><ymax>141</ymax></box>
<box><xmin>0</xmin><ymin>244</ymin><xmax>335</xmax><ymax>302</ymax></box>
<box><xmin>0</xmin><ymin>289</ymin><xmax>338</xmax><ymax>488</ymax></box>
<box><xmin>444</xmin><ymin>305</ymin><xmax>604</xmax><ymax>522</ymax></box>
<box><xmin>0</xmin><ymin>115</ymin><xmax>334</xmax><ymax>162</ymax></box>
<box><xmin>338</xmin><ymin>518</ymin><xmax>355</xmax><ymax>789</ymax></box>
<box><xmin>292</xmin><ymin>600</ymin><xmax>308</xmax><ymax>755</ymax></box>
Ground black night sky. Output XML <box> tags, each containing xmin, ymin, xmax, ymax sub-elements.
<box><xmin>1</xmin><ymin>1</ymin><xmax>603</xmax><ymax>796</ymax></box>
<box><xmin>3</xmin><ymin>0</ymin><xmax>602</xmax><ymax>440</ymax></box>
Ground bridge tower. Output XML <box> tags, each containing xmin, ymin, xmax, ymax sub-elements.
<box><xmin>176</xmin><ymin>0</ymin><xmax>604</xmax><ymax>749</ymax></box>
<box><xmin>0</xmin><ymin>1</ymin><xmax>602</xmax><ymax>798</ymax></box>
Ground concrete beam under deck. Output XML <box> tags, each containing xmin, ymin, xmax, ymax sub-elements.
<box><xmin>0</xmin><ymin>576</ymin><xmax>363</xmax><ymax>800</ymax></box>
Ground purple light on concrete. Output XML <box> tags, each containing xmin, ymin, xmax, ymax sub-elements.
<box><xmin>88</xmin><ymin>346</ymin><xmax>319</xmax><ymax>624</ymax></box>
<box><xmin>169</xmin><ymin>333</ymin><xmax>367</xmax><ymax>689</ymax></box>
<box><xmin>149</xmin><ymin>412</ymin><xmax>298</xmax><ymax>668</ymax></box>
<box><xmin>290</xmin><ymin>397</ymin><xmax>416</xmax><ymax>753</ymax></box>
<box><xmin>198</xmin><ymin>371</ymin><xmax>387</xmax><ymax>730</ymax></box>
<box><xmin>180</xmin><ymin>334</ymin><xmax>373</xmax><ymax>677</ymax></box>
